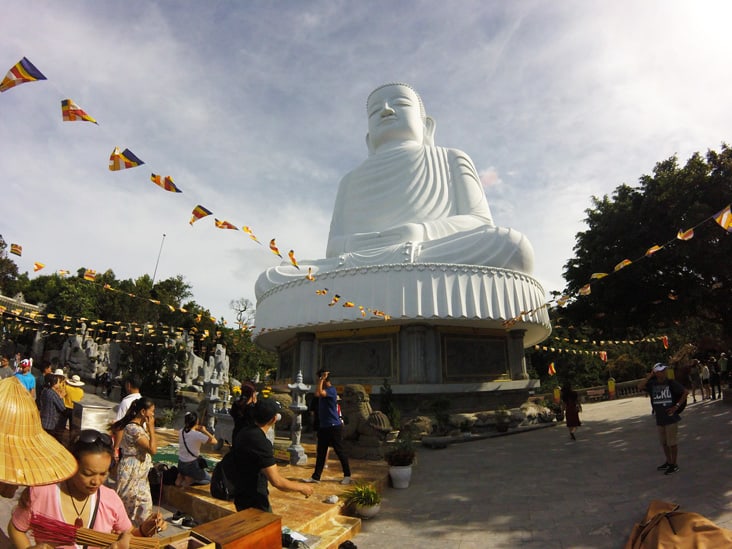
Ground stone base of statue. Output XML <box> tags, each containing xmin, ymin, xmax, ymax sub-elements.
<box><xmin>255</xmin><ymin>263</ymin><xmax>550</xmax><ymax>408</ymax></box>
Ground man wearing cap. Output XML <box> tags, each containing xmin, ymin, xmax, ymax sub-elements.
<box><xmin>638</xmin><ymin>363</ymin><xmax>688</xmax><ymax>475</ymax></box>
<box><xmin>14</xmin><ymin>357</ymin><xmax>36</xmax><ymax>399</ymax></box>
<box><xmin>230</xmin><ymin>398</ymin><xmax>314</xmax><ymax>512</ymax></box>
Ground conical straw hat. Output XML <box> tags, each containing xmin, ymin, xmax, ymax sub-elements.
<box><xmin>0</xmin><ymin>377</ymin><xmax>78</xmax><ymax>485</ymax></box>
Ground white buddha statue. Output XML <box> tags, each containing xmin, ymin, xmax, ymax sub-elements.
<box><xmin>255</xmin><ymin>83</ymin><xmax>534</xmax><ymax>299</ymax></box>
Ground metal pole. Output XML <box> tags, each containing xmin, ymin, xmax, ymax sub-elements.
<box><xmin>151</xmin><ymin>233</ymin><xmax>166</xmax><ymax>285</ymax></box>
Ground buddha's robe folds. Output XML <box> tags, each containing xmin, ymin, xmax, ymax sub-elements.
<box><xmin>255</xmin><ymin>144</ymin><xmax>534</xmax><ymax>299</ymax></box>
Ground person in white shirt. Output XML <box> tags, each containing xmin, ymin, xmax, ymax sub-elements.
<box><xmin>113</xmin><ymin>374</ymin><xmax>142</xmax><ymax>459</ymax></box>
<box><xmin>176</xmin><ymin>411</ymin><xmax>217</xmax><ymax>487</ymax></box>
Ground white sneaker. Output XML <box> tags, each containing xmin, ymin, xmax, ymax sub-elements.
<box><xmin>302</xmin><ymin>477</ymin><xmax>320</xmax><ymax>483</ymax></box>
<box><xmin>340</xmin><ymin>477</ymin><xmax>353</xmax><ymax>485</ymax></box>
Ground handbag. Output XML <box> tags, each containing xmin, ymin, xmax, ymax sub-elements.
<box><xmin>182</xmin><ymin>430</ymin><xmax>208</xmax><ymax>470</ymax></box>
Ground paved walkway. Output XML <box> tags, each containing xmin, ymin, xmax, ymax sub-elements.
<box><xmin>350</xmin><ymin>395</ymin><xmax>732</xmax><ymax>549</ymax></box>
<box><xmin>2</xmin><ymin>392</ymin><xmax>730</xmax><ymax>548</ymax></box>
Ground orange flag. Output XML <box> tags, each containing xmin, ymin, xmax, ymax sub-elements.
<box><xmin>33</xmin><ymin>262</ymin><xmax>45</xmax><ymax>272</ymax></box>
<box><xmin>269</xmin><ymin>239</ymin><xmax>283</xmax><ymax>259</ymax></box>
<box><xmin>548</xmin><ymin>362</ymin><xmax>556</xmax><ymax>376</ymax></box>
<box><xmin>242</xmin><ymin>226</ymin><xmax>262</xmax><ymax>244</ymax></box>
<box><xmin>676</xmin><ymin>228</ymin><xmax>694</xmax><ymax>241</ymax></box>
<box><xmin>305</xmin><ymin>267</ymin><xmax>315</xmax><ymax>281</ymax></box>
<box><xmin>288</xmin><ymin>250</ymin><xmax>300</xmax><ymax>270</ymax></box>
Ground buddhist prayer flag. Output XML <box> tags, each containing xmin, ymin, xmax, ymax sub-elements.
<box><xmin>645</xmin><ymin>245</ymin><xmax>663</xmax><ymax>257</ymax></box>
<box><xmin>676</xmin><ymin>228</ymin><xmax>694</xmax><ymax>241</ymax></box>
<box><xmin>713</xmin><ymin>205</ymin><xmax>731</xmax><ymax>232</ymax></box>
<box><xmin>189</xmin><ymin>205</ymin><xmax>212</xmax><ymax>225</ymax></box>
<box><xmin>599</xmin><ymin>352</ymin><xmax>608</xmax><ymax>362</ymax></box>
<box><xmin>57</xmin><ymin>269</ymin><xmax>69</xmax><ymax>276</ymax></box>
<box><xmin>150</xmin><ymin>174</ymin><xmax>182</xmax><ymax>193</ymax></box>
<box><xmin>306</xmin><ymin>267</ymin><xmax>315</xmax><ymax>281</ymax></box>
<box><xmin>548</xmin><ymin>362</ymin><xmax>556</xmax><ymax>376</ymax></box>
<box><xmin>0</xmin><ymin>57</ymin><xmax>47</xmax><ymax>93</ymax></box>
<box><xmin>328</xmin><ymin>294</ymin><xmax>341</xmax><ymax>306</ymax></box>
<box><xmin>33</xmin><ymin>262</ymin><xmax>44</xmax><ymax>272</ymax></box>
<box><xmin>614</xmin><ymin>259</ymin><xmax>632</xmax><ymax>272</ymax></box>
<box><xmin>316</xmin><ymin>288</ymin><xmax>328</xmax><ymax>295</ymax></box>
<box><xmin>288</xmin><ymin>250</ymin><xmax>300</xmax><ymax>269</ymax></box>
<box><xmin>61</xmin><ymin>99</ymin><xmax>97</xmax><ymax>124</ymax></box>
<box><xmin>109</xmin><ymin>147</ymin><xmax>144</xmax><ymax>171</ymax></box>
<box><xmin>9</xmin><ymin>243</ymin><xmax>22</xmax><ymax>256</ymax></box>
<box><xmin>214</xmin><ymin>219</ymin><xmax>238</xmax><ymax>230</ymax></box>
<box><xmin>242</xmin><ymin>226</ymin><xmax>262</xmax><ymax>244</ymax></box>
<box><xmin>83</xmin><ymin>269</ymin><xmax>97</xmax><ymax>281</ymax></box>
<box><xmin>662</xmin><ymin>336</ymin><xmax>669</xmax><ymax>349</ymax></box>
<box><xmin>579</xmin><ymin>284</ymin><xmax>591</xmax><ymax>296</ymax></box>
<box><xmin>343</xmin><ymin>301</ymin><xmax>355</xmax><ymax>308</ymax></box>
<box><xmin>590</xmin><ymin>273</ymin><xmax>608</xmax><ymax>280</ymax></box>
<box><xmin>269</xmin><ymin>239</ymin><xmax>283</xmax><ymax>259</ymax></box>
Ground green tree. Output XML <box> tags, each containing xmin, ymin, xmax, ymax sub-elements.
<box><xmin>561</xmin><ymin>145</ymin><xmax>732</xmax><ymax>361</ymax></box>
<box><xmin>0</xmin><ymin>235</ymin><xmax>20</xmax><ymax>296</ymax></box>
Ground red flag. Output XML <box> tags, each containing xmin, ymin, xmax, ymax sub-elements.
<box><xmin>676</xmin><ymin>228</ymin><xmax>694</xmax><ymax>241</ymax></box>
<box><xmin>661</xmin><ymin>336</ymin><xmax>669</xmax><ymax>349</ymax></box>
<box><xmin>548</xmin><ymin>362</ymin><xmax>556</xmax><ymax>376</ymax></box>
<box><xmin>189</xmin><ymin>205</ymin><xmax>213</xmax><ymax>225</ymax></box>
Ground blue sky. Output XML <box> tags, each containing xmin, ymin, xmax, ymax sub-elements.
<box><xmin>1</xmin><ymin>1</ymin><xmax>730</xmax><ymax>326</ymax></box>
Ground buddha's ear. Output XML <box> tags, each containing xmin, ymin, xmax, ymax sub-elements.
<box><xmin>366</xmin><ymin>132</ymin><xmax>375</xmax><ymax>155</ymax></box>
<box><xmin>423</xmin><ymin>116</ymin><xmax>436</xmax><ymax>146</ymax></box>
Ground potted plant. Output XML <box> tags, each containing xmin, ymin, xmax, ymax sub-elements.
<box><xmin>495</xmin><ymin>405</ymin><xmax>511</xmax><ymax>433</ymax></box>
<box><xmin>341</xmin><ymin>483</ymin><xmax>382</xmax><ymax>519</ymax></box>
<box><xmin>384</xmin><ymin>437</ymin><xmax>416</xmax><ymax>488</ymax></box>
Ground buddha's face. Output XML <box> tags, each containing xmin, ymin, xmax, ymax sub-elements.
<box><xmin>367</xmin><ymin>85</ymin><xmax>424</xmax><ymax>150</ymax></box>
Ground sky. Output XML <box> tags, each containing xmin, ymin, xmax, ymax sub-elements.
<box><xmin>1</xmin><ymin>1</ymin><xmax>731</xmax><ymax>327</ymax></box>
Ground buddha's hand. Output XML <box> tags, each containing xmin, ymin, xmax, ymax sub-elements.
<box><xmin>348</xmin><ymin>223</ymin><xmax>424</xmax><ymax>251</ymax></box>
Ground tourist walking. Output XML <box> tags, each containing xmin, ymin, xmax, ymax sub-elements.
<box><xmin>176</xmin><ymin>411</ymin><xmax>217</xmax><ymax>487</ymax></box>
<box><xmin>39</xmin><ymin>372</ymin><xmax>67</xmax><ymax>442</ymax></box>
<box><xmin>112</xmin><ymin>397</ymin><xmax>157</xmax><ymax>526</ymax></box>
<box><xmin>688</xmin><ymin>359</ymin><xmax>702</xmax><ymax>403</ymax></box>
<box><xmin>303</xmin><ymin>369</ymin><xmax>352</xmax><ymax>485</ymax></box>
<box><xmin>719</xmin><ymin>352</ymin><xmax>729</xmax><ymax>388</ymax></box>
<box><xmin>230</xmin><ymin>399</ymin><xmax>313</xmax><ymax>512</ymax></box>
<box><xmin>638</xmin><ymin>363</ymin><xmax>688</xmax><ymax>475</ymax></box>
<box><xmin>709</xmin><ymin>359</ymin><xmax>722</xmax><ymax>400</ymax></box>
<box><xmin>700</xmin><ymin>361</ymin><xmax>711</xmax><ymax>399</ymax></box>
<box><xmin>560</xmin><ymin>382</ymin><xmax>582</xmax><ymax>440</ymax></box>
<box><xmin>63</xmin><ymin>373</ymin><xmax>85</xmax><ymax>429</ymax></box>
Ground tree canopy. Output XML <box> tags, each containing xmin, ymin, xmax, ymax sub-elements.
<box><xmin>531</xmin><ymin>145</ymin><xmax>732</xmax><ymax>388</ymax></box>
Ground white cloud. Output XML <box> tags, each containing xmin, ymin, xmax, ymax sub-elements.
<box><xmin>2</xmin><ymin>0</ymin><xmax>731</xmax><ymax>325</ymax></box>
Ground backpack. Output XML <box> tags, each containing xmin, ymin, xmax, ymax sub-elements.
<box><xmin>210</xmin><ymin>452</ymin><xmax>237</xmax><ymax>500</ymax></box>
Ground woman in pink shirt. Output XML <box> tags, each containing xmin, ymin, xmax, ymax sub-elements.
<box><xmin>9</xmin><ymin>429</ymin><xmax>165</xmax><ymax>548</ymax></box>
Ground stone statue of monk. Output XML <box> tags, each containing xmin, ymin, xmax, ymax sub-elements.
<box><xmin>255</xmin><ymin>83</ymin><xmax>534</xmax><ymax>299</ymax></box>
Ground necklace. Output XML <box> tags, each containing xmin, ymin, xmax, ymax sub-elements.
<box><xmin>67</xmin><ymin>485</ymin><xmax>91</xmax><ymax>528</ymax></box>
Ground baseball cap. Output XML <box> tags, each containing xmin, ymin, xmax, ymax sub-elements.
<box><xmin>652</xmin><ymin>363</ymin><xmax>668</xmax><ymax>372</ymax></box>
<box><xmin>254</xmin><ymin>398</ymin><xmax>281</xmax><ymax>425</ymax></box>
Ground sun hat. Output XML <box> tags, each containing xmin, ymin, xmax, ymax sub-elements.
<box><xmin>652</xmin><ymin>363</ymin><xmax>668</xmax><ymax>372</ymax></box>
<box><xmin>53</xmin><ymin>368</ymin><xmax>65</xmax><ymax>377</ymax></box>
<box><xmin>66</xmin><ymin>374</ymin><xmax>85</xmax><ymax>387</ymax></box>
<box><xmin>0</xmin><ymin>377</ymin><xmax>78</xmax><ymax>485</ymax></box>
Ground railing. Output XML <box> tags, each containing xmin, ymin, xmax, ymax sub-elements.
<box><xmin>537</xmin><ymin>378</ymin><xmax>646</xmax><ymax>403</ymax></box>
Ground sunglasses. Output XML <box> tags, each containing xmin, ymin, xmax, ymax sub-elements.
<box><xmin>77</xmin><ymin>429</ymin><xmax>113</xmax><ymax>448</ymax></box>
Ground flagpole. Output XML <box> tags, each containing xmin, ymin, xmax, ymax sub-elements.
<box><xmin>152</xmin><ymin>233</ymin><xmax>166</xmax><ymax>285</ymax></box>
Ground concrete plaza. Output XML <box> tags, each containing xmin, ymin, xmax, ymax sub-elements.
<box><xmin>350</xmin><ymin>395</ymin><xmax>732</xmax><ymax>549</ymax></box>
<box><xmin>1</xmin><ymin>393</ymin><xmax>730</xmax><ymax>548</ymax></box>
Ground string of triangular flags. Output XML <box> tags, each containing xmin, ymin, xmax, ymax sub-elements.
<box><xmin>2</xmin><ymin>56</ymin><xmax>396</xmax><ymax>326</ymax></box>
<box><xmin>0</xmin><ymin>303</ymin><xmax>224</xmax><ymax>348</ymax></box>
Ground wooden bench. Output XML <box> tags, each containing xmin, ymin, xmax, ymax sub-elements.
<box><xmin>585</xmin><ymin>388</ymin><xmax>606</xmax><ymax>402</ymax></box>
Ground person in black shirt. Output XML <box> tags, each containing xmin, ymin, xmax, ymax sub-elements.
<box><xmin>231</xmin><ymin>399</ymin><xmax>313</xmax><ymax>512</ymax></box>
<box><xmin>638</xmin><ymin>363</ymin><xmax>688</xmax><ymax>475</ymax></box>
